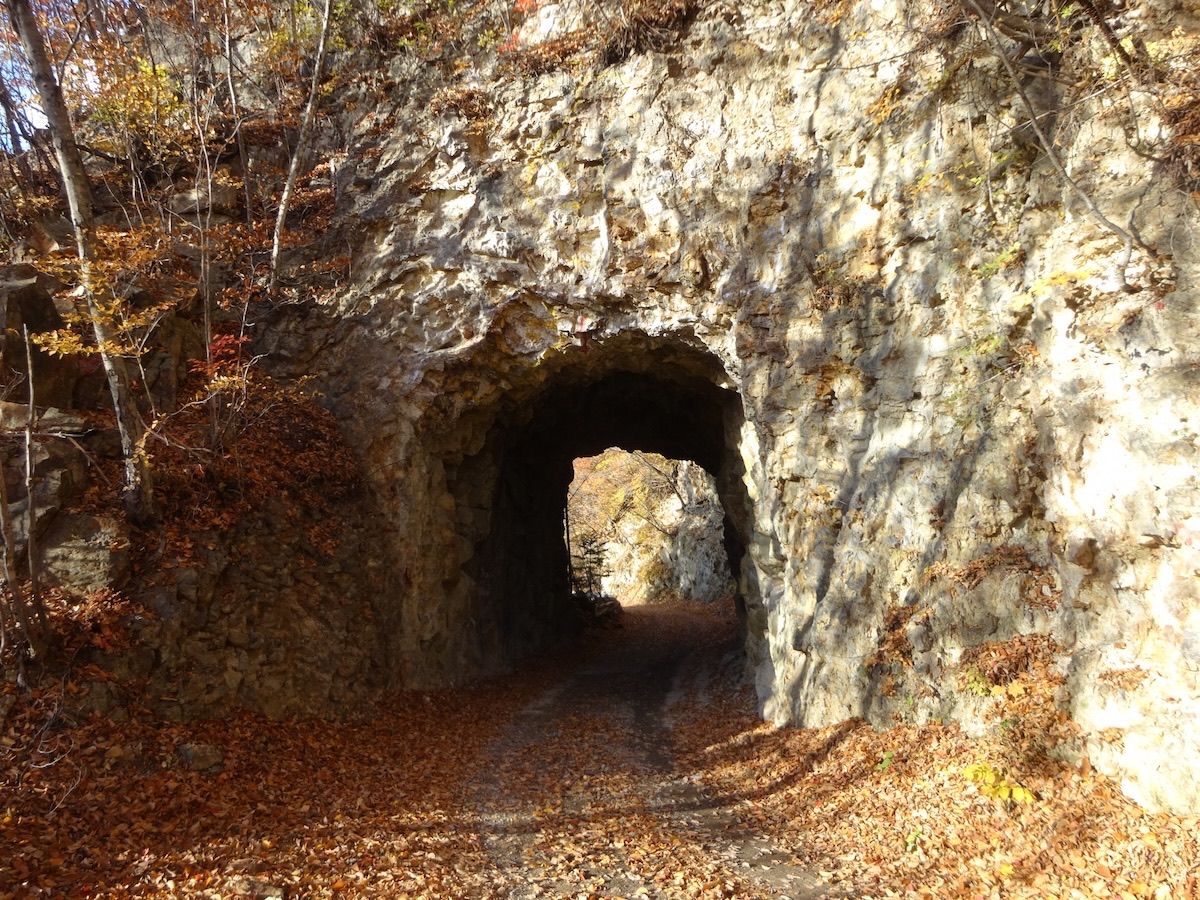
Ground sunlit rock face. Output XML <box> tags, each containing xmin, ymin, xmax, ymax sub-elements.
<box><xmin>604</xmin><ymin>458</ymin><xmax>736</xmax><ymax>607</ymax></box>
<box><xmin>263</xmin><ymin>0</ymin><xmax>1200</xmax><ymax>811</ymax></box>
<box><xmin>568</xmin><ymin>450</ymin><xmax>736</xmax><ymax>607</ymax></box>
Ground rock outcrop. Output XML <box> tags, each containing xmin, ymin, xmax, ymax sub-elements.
<box><xmin>255</xmin><ymin>0</ymin><xmax>1200</xmax><ymax>812</ymax></box>
<box><xmin>0</xmin><ymin>266</ymin><xmax>77</xmax><ymax>408</ymax></box>
<box><xmin>7</xmin><ymin>0</ymin><xmax>1191</xmax><ymax>813</ymax></box>
<box><xmin>594</xmin><ymin>455</ymin><xmax>736</xmax><ymax>607</ymax></box>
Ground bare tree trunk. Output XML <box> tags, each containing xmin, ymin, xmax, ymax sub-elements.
<box><xmin>0</xmin><ymin>445</ymin><xmax>45</xmax><ymax>657</ymax></box>
<box><xmin>268</xmin><ymin>0</ymin><xmax>334</xmax><ymax>296</ymax></box>
<box><xmin>0</xmin><ymin>72</ymin><xmax>34</xmax><ymax>182</ymax></box>
<box><xmin>5</xmin><ymin>0</ymin><xmax>158</xmax><ymax>527</ymax></box>
<box><xmin>185</xmin><ymin>0</ymin><xmax>220</xmax><ymax>444</ymax></box>
<box><xmin>23</xmin><ymin>327</ymin><xmax>49</xmax><ymax>640</ymax></box>
<box><xmin>222</xmin><ymin>0</ymin><xmax>257</xmax><ymax>228</ymax></box>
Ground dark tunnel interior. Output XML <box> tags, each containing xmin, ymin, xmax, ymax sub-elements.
<box><xmin>461</xmin><ymin>363</ymin><xmax>749</xmax><ymax>664</ymax></box>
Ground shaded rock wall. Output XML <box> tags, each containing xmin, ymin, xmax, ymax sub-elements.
<box><xmin>0</xmin><ymin>266</ymin><xmax>78</xmax><ymax>408</ymax></box>
<box><xmin>2</xmin><ymin>438</ymin><xmax>389</xmax><ymax>721</ymax></box>
<box><xmin>258</xmin><ymin>0</ymin><xmax>1200</xmax><ymax>811</ymax></box>
<box><xmin>126</xmin><ymin>493</ymin><xmax>388</xmax><ymax>721</ymax></box>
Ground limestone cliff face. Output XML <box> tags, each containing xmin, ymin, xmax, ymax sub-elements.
<box><xmin>587</xmin><ymin>456</ymin><xmax>736</xmax><ymax>606</ymax></box>
<box><xmin>262</xmin><ymin>0</ymin><xmax>1200</xmax><ymax>811</ymax></box>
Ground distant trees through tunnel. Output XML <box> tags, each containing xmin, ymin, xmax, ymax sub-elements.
<box><xmin>566</xmin><ymin>449</ymin><xmax>736</xmax><ymax>609</ymax></box>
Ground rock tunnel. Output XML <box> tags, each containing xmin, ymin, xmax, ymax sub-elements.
<box><xmin>426</xmin><ymin>332</ymin><xmax>754</xmax><ymax>676</ymax></box>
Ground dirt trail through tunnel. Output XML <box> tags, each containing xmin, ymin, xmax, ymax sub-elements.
<box><xmin>5</xmin><ymin>597</ymin><xmax>1198</xmax><ymax>897</ymax></box>
<box><xmin>464</xmin><ymin>602</ymin><xmax>828</xmax><ymax>899</ymax></box>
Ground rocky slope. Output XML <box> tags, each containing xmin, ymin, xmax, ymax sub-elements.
<box><xmin>568</xmin><ymin>450</ymin><xmax>734</xmax><ymax>606</ymax></box>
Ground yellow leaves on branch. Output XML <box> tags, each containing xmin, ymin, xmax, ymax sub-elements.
<box><xmin>74</xmin><ymin>55</ymin><xmax>192</xmax><ymax>160</ymax></box>
<box><xmin>32</xmin><ymin>223</ymin><xmax>193</xmax><ymax>359</ymax></box>
<box><xmin>34</xmin><ymin>327</ymin><xmax>91</xmax><ymax>358</ymax></box>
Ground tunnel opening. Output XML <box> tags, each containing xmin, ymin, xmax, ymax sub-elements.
<box><xmin>566</xmin><ymin>449</ymin><xmax>736</xmax><ymax>609</ymax></box>
<box><xmin>443</xmin><ymin>335</ymin><xmax>752</xmax><ymax>673</ymax></box>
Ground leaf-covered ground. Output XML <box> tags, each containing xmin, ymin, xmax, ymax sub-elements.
<box><xmin>2</xmin><ymin>600</ymin><xmax>1197</xmax><ymax>899</ymax></box>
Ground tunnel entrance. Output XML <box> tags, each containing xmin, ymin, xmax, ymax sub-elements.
<box><xmin>443</xmin><ymin>335</ymin><xmax>751</xmax><ymax>672</ymax></box>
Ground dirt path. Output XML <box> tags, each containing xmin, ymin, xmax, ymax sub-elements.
<box><xmin>464</xmin><ymin>602</ymin><xmax>829</xmax><ymax>899</ymax></box>
<box><xmin>3</xmin><ymin>598</ymin><xmax>835</xmax><ymax>900</ymax></box>
<box><xmin>6</xmin><ymin>599</ymin><xmax>1196</xmax><ymax>898</ymax></box>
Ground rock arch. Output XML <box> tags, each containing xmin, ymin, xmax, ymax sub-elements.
<box><xmin>249</xmin><ymin>0</ymin><xmax>1200</xmax><ymax>811</ymax></box>
<box><xmin>392</xmin><ymin>329</ymin><xmax>755</xmax><ymax>686</ymax></box>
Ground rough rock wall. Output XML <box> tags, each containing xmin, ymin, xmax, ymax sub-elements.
<box><xmin>262</xmin><ymin>0</ymin><xmax>1200</xmax><ymax>811</ymax></box>
<box><xmin>4</xmin><ymin>442</ymin><xmax>389</xmax><ymax>722</ymax></box>
<box><xmin>124</xmin><ymin>494</ymin><xmax>389</xmax><ymax>722</ymax></box>
<box><xmin>0</xmin><ymin>273</ymin><xmax>387</xmax><ymax>722</ymax></box>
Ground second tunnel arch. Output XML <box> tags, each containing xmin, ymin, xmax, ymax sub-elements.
<box><xmin>427</xmin><ymin>331</ymin><xmax>759</xmax><ymax>676</ymax></box>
